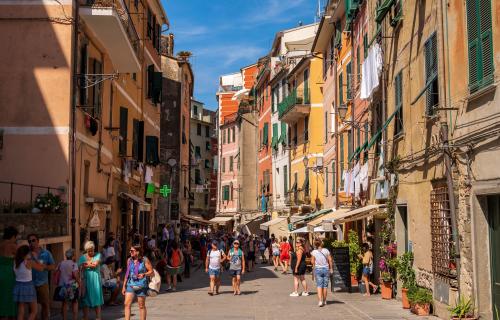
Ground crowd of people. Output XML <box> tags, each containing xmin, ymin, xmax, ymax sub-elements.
<box><xmin>0</xmin><ymin>223</ymin><xmax>378</xmax><ymax>319</ymax></box>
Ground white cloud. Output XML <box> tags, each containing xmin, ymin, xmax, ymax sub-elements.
<box><xmin>246</xmin><ymin>0</ymin><xmax>308</xmax><ymax>24</ymax></box>
<box><xmin>175</xmin><ymin>25</ymin><xmax>209</xmax><ymax>37</ymax></box>
<box><xmin>195</xmin><ymin>44</ymin><xmax>266</xmax><ymax>67</ymax></box>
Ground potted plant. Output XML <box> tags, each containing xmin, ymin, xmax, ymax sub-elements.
<box><xmin>347</xmin><ymin>230</ymin><xmax>362</xmax><ymax>286</ymax></box>
<box><xmin>396</xmin><ymin>252</ymin><xmax>416</xmax><ymax>309</ymax></box>
<box><xmin>448</xmin><ymin>296</ymin><xmax>477</xmax><ymax>319</ymax></box>
<box><xmin>380</xmin><ymin>271</ymin><xmax>393</xmax><ymax>299</ymax></box>
<box><xmin>408</xmin><ymin>287</ymin><xmax>433</xmax><ymax>316</ymax></box>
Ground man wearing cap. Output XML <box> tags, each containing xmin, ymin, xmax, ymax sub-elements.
<box><xmin>205</xmin><ymin>240</ymin><xmax>226</xmax><ymax>295</ymax></box>
<box><xmin>228</xmin><ymin>240</ymin><xmax>245</xmax><ymax>295</ymax></box>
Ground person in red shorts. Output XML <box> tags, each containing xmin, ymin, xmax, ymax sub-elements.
<box><xmin>279</xmin><ymin>236</ymin><xmax>291</xmax><ymax>274</ymax></box>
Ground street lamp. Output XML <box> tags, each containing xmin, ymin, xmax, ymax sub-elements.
<box><xmin>337</xmin><ymin>104</ymin><xmax>348</xmax><ymax>121</ymax></box>
<box><xmin>302</xmin><ymin>155</ymin><xmax>309</xmax><ymax>168</ymax></box>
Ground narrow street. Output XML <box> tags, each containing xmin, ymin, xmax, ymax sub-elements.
<box><xmin>74</xmin><ymin>264</ymin><xmax>437</xmax><ymax>320</ymax></box>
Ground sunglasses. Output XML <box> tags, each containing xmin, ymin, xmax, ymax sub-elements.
<box><xmin>28</xmin><ymin>239</ymin><xmax>37</xmax><ymax>243</ymax></box>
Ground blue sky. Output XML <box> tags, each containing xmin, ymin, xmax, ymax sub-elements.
<box><xmin>161</xmin><ymin>0</ymin><xmax>322</xmax><ymax>110</ymax></box>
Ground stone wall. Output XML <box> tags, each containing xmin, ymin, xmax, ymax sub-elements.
<box><xmin>0</xmin><ymin>212</ymin><xmax>67</xmax><ymax>239</ymax></box>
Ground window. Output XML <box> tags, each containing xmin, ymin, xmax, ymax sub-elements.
<box><xmin>324</xmin><ymin>112</ymin><xmax>328</xmax><ymax>143</ymax></box>
<box><xmin>347</xmin><ymin>130</ymin><xmax>353</xmax><ymax>164</ymax></box>
<box><xmin>424</xmin><ymin>33</ymin><xmax>439</xmax><ymax>115</ymax></box>
<box><xmin>226</xmin><ymin>128</ymin><xmax>230</xmax><ymax>143</ymax></box>
<box><xmin>147</xmin><ymin>65</ymin><xmax>154</xmax><ymax>99</ymax></box>
<box><xmin>363</xmin><ymin>33</ymin><xmax>368</xmax><ymax>58</ymax></box>
<box><xmin>205</xmin><ymin>159</ymin><xmax>210</xmax><ymax>169</ymax></box>
<box><xmin>197</xmin><ymin>123</ymin><xmax>202</xmax><ymax>136</ymax></box>
<box><xmin>356</xmin><ymin>46</ymin><xmax>360</xmax><ymax>87</ymax></box>
<box><xmin>331</xmin><ymin>161</ymin><xmax>336</xmax><ymax>193</ymax></box>
<box><xmin>147</xmin><ymin>8</ymin><xmax>153</xmax><ymax>39</ymax></box>
<box><xmin>145</xmin><ymin>136</ymin><xmax>159</xmax><ymax>165</ymax></box>
<box><xmin>229</xmin><ymin>156</ymin><xmax>233</xmax><ymax>172</ymax></box>
<box><xmin>83</xmin><ymin>160</ymin><xmax>90</xmax><ymax>196</ymax></box>
<box><xmin>232</xmin><ymin>127</ymin><xmax>235</xmax><ymax>142</ymax></box>
<box><xmin>146</xmin><ymin>65</ymin><xmax>162</xmax><ymax>104</ymax></box>
<box><xmin>132</xmin><ymin>120</ymin><xmax>144</xmax><ymax>161</ymax></box>
<box><xmin>79</xmin><ymin>45</ymin><xmax>88</xmax><ymax>107</ymax></box>
<box><xmin>303</xmin><ymin>69</ymin><xmax>310</xmax><ymax>103</ymax></box>
<box><xmin>346</xmin><ymin>62</ymin><xmax>352</xmax><ymax>100</ymax></box>
<box><xmin>280</xmin><ymin>122</ymin><xmax>287</xmax><ymax>146</ymax></box>
<box><xmin>394</xmin><ymin>72</ymin><xmax>403</xmax><ymax>136</ymax></box>
<box><xmin>329</xmin><ymin>34</ymin><xmax>334</xmax><ymax>67</ymax></box>
<box><xmin>364</xmin><ymin>122</ymin><xmax>369</xmax><ymax>159</ymax></box>
<box><xmin>304</xmin><ymin>116</ymin><xmax>309</xmax><ymax>142</ymax></box>
<box><xmin>194</xmin><ymin>169</ymin><xmax>201</xmax><ymax>184</ymax></box>
<box><xmin>222</xmin><ymin>129</ymin><xmax>226</xmax><ymax>144</ymax></box>
<box><xmin>304</xmin><ymin>169</ymin><xmax>310</xmax><ymax>197</ymax></box>
<box><xmin>230</xmin><ymin>182</ymin><xmax>234</xmax><ymax>200</ymax></box>
<box><xmin>338</xmin><ymin>73</ymin><xmax>344</xmax><ymax>105</ymax></box>
<box><xmin>88</xmin><ymin>58</ymin><xmax>102</xmax><ymax>118</ymax></box>
<box><xmin>339</xmin><ymin>134</ymin><xmax>344</xmax><ymax>188</ymax></box>
<box><xmin>223</xmin><ymin>185</ymin><xmax>230</xmax><ymax>201</ymax></box>
<box><xmin>119</xmin><ymin>107</ymin><xmax>128</xmax><ymax>156</ymax></box>
<box><xmin>206</xmin><ymin>141</ymin><xmax>211</xmax><ymax>151</ymax></box>
<box><xmin>205</xmin><ymin>125</ymin><xmax>210</xmax><ymax>137</ymax></box>
<box><xmin>325</xmin><ymin>166</ymin><xmax>329</xmax><ymax>195</ymax></box>
<box><xmin>293</xmin><ymin>123</ymin><xmax>298</xmax><ymax>145</ymax></box>
<box><xmin>466</xmin><ymin>0</ymin><xmax>494</xmax><ymax>92</ymax></box>
<box><xmin>294</xmin><ymin>172</ymin><xmax>298</xmax><ymax>191</ymax></box>
<box><xmin>283</xmin><ymin>165</ymin><xmax>288</xmax><ymax>194</ymax></box>
<box><xmin>193</xmin><ymin>105</ymin><xmax>198</xmax><ymax>117</ymax></box>
<box><xmin>204</xmin><ymin>194</ymin><xmax>209</xmax><ymax>205</ymax></box>
<box><xmin>430</xmin><ymin>185</ymin><xmax>456</xmax><ymax>279</ymax></box>
<box><xmin>195</xmin><ymin>146</ymin><xmax>201</xmax><ymax>159</ymax></box>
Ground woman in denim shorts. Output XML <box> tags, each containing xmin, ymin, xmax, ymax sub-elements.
<box><xmin>122</xmin><ymin>245</ymin><xmax>154</xmax><ymax>320</ymax></box>
<box><xmin>310</xmin><ymin>239</ymin><xmax>333</xmax><ymax>307</ymax></box>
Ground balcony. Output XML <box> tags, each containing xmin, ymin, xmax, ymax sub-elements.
<box><xmin>80</xmin><ymin>0</ymin><xmax>141</xmax><ymax>73</ymax></box>
<box><xmin>277</xmin><ymin>88</ymin><xmax>311</xmax><ymax>124</ymax></box>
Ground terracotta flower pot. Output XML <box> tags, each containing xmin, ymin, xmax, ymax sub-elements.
<box><xmin>351</xmin><ymin>274</ymin><xmax>358</xmax><ymax>286</ymax></box>
<box><xmin>411</xmin><ymin>303</ymin><xmax>430</xmax><ymax>316</ymax></box>
<box><xmin>401</xmin><ymin>288</ymin><xmax>410</xmax><ymax>309</ymax></box>
<box><xmin>381</xmin><ymin>281</ymin><xmax>393</xmax><ymax>299</ymax></box>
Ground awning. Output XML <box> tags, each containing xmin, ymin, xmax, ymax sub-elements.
<box><xmin>209</xmin><ymin>216</ymin><xmax>234</xmax><ymax>224</ymax></box>
<box><xmin>119</xmin><ymin>192</ymin><xmax>151</xmax><ymax>211</ymax></box>
<box><xmin>290</xmin><ymin>226</ymin><xmax>309</xmax><ymax>234</ymax></box>
<box><xmin>285</xmin><ymin>36</ymin><xmax>315</xmax><ymax>51</ymax></box>
<box><xmin>231</xmin><ymin>88</ymin><xmax>250</xmax><ymax>101</ymax></box>
<box><xmin>291</xmin><ymin>208</ymin><xmax>333</xmax><ymax>224</ymax></box>
<box><xmin>260</xmin><ymin>217</ymin><xmax>286</xmax><ymax>231</ymax></box>
<box><xmin>181</xmin><ymin>215</ymin><xmax>211</xmax><ymax>225</ymax></box>
<box><xmin>324</xmin><ymin>204</ymin><xmax>386</xmax><ymax>225</ymax></box>
<box><xmin>307</xmin><ymin>208</ymin><xmax>350</xmax><ymax>228</ymax></box>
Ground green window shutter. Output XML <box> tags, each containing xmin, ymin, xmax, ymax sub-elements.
<box><xmin>424</xmin><ymin>33</ymin><xmax>438</xmax><ymax>115</ymax></box>
<box><xmin>223</xmin><ymin>186</ymin><xmax>229</xmax><ymax>201</ymax></box>
<box><xmin>263</xmin><ymin>122</ymin><xmax>269</xmax><ymax>145</ymax></box>
<box><xmin>346</xmin><ymin>62</ymin><xmax>352</xmax><ymax>100</ymax></box>
<box><xmin>339</xmin><ymin>73</ymin><xmax>344</xmax><ymax>105</ymax></box>
<box><xmin>325</xmin><ymin>165</ymin><xmax>329</xmax><ymax>195</ymax></box>
<box><xmin>356</xmin><ymin>46</ymin><xmax>360</xmax><ymax>85</ymax></box>
<box><xmin>348</xmin><ymin>130</ymin><xmax>353</xmax><ymax>162</ymax></box>
<box><xmin>466</xmin><ymin>0</ymin><xmax>494</xmax><ymax>92</ymax></box>
<box><xmin>152</xmin><ymin>72</ymin><xmax>162</xmax><ymax>104</ymax></box>
<box><xmin>394</xmin><ymin>72</ymin><xmax>403</xmax><ymax>135</ymax></box>
<box><xmin>280</xmin><ymin>122</ymin><xmax>287</xmax><ymax>145</ymax></box>
<box><xmin>284</xmin><ymin>165</ymin><xmax>288</xmax><ymax>194</ymax></box>
<box><xmin>272</xmin><ymin>123</ymin><xmax>279</xmax><ymax>149</ymax></box>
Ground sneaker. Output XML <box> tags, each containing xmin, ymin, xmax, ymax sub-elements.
<box><xmin>290</xmin><ymin>292</ymin><xmax>300</xmax><ymax>297</ymax></box>
<box><xmin>318</xmin><ymin>301</ymin><xmax>324</xmax><ymax>307</ymax></box>
<box><xmin>302</xmin><ymin>292</ymin><xmax>310</xmax><ymax>296</ymax></box>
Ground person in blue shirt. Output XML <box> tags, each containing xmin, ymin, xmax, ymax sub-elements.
<box><xmin>28</xmin><ymin>233</ymin><xmax>55</xmax><ymax>320</ymax></box>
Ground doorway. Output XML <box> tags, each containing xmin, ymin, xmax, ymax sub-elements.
<box><xmin>487</xmin><ymin>195</ymin><xmax>500</xmax><ymax>316</ymax></box>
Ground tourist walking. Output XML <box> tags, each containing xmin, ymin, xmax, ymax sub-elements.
<box><xmin>271</xmin><ymin>238</ymin><xmax>280</xmax><ymax>271</ymax></box>
<box><xmin>279</xmin><ymin>236</ymin><xmax>291</xmax><ymax>274</ymax></box>
<box><xmin>13</xmin><ymin>245</ymin><xmax>42</xmax><ymax>320</ymax></box>
<box><xmin>0</xmin><ymin>226</ymin><xmax>18</xmax><ymax>319</ymax></box>
<box><xmin>246</xmin><ymin>236</ymin><xmax>257</xmax><ymax>272</ymax></box>
<box><xmin>228</xmin><ymin>240</ymin><xmax>245</xmax><ymax>295</ymax></box>
<box><xmin>102</xmin><ymin>238</ymin><xmax>116</xmax><ymax>269</ymax></box>
<box><xmin>78</xmin><ymin>241</ymin><xmax>104</xmax><ymax>320</ymax></box>
<box><xmin>53</xmin><ymin>249</ymin><xmax>80</xmax><ymax>320</ymax></box>
<box><xmin>205</xmin><ymin>240</ymin><xmax>226</xmax><ymax>295</ymax></box>
<box><xmin>122</xmin><ymin>245</ymin><xmax>153</xmax><ymax>320</ymax></box>
<box><xmin>311</xmin><ymin>239</ymin><xmax>333</xmax><ymax>307</ymax></box>
<box><xmin>258</xmin><ymin>235</ymin><xmax>267</xmax><ymax>264</ymax></box>
<box><xmin>166</xmin><ymin>241</ymin><xmax>184</xmax><ymax>291</ymax></box>
<box><xmin>28</xmin><ymin>233</ymin><xmax>55</xmax><ymax>320</ymax></box>
<box><xmin>359</xmin><ymin>243</ymin><xmax>378</xmax><ymax>296</ymax></box>
<box><xmin>183</xmin><ymin>240</ymin><xmax>193</xmax><ymax>278</ymax></box>
<box><xmin>289</xmin><ymin>238</ymin><xmax>308</xmax><ymax>297</ymax></box>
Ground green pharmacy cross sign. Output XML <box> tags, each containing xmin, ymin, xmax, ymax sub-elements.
<box><xmin>146</xmin><ymin>183</ymin><xmax>172</xmax><ymax>198</ymax></box>
<box><xmin>160</xmin><ymin>185</ymin><xmax>172</xmax><ymax>197</ymax></box>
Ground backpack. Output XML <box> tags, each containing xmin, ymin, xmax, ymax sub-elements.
<box><xmin>170</xmin><ymin>249</ymin><xmax>181</xmax><ymax>267</ymax></box>
<box><xmin>147</xmin><ymin>269</ymin><xmax>161</xmax><ymax>297</ymax></box>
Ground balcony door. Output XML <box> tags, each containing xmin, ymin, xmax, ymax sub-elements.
<box><xmin>303</xmin><ymin>69</ymin><xmax>309</xmax><ymax>103</ymax></box>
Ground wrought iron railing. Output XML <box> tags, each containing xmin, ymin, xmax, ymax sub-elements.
<box><xmin>277</xmin><ymin>88</ymin><xmax>311</xmax><ymax>119</ymax></box>
<box><xmin>81</xmin><ymin>0</ymin><xmax>142</xmax><ymax>62</ymax></box>
<box><xmin>0</xmin><ymin>181</ymin><xmax>66</xmax><ymax>214</ymax></box>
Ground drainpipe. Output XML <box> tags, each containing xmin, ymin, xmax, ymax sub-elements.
<box><xmin>334</xmin><ymin>38</ymin><xmax>339</xmax><ymax>210</ymax></box>
<box><xmin>97</xmin><ymin>51</ymin><xmax>105</xmax><ymax>173</ymax></box>
<box><xmin>350</xmin><ymin>22</ymin><xmax>355</xmax><ymax>208</ymax></box>
<box><xmin>70</xmin><ymin>0</ymin><xmax>80</xmax><ymax>249</ymax></box>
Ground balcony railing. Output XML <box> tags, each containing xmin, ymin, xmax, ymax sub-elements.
<box><xmin>277</xmin><ymin>88</ymin><xmax>311</xmax><ymax>119</ymax></box>
<box><xmin>81</xmin><ymin>0</ymin><xmax>142</xmax><ymax>62</ymax></box>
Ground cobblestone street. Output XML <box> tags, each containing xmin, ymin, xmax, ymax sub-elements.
<box><xmin>55</xmin><ymin>264</ymin><xmax>439</xmax><ymax>320</ymax></box>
